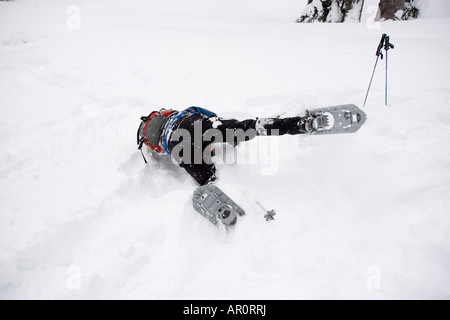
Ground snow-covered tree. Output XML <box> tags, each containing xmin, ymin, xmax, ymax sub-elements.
<box><xmin>296</xmin><ymin>0</ymin><xmax>364</xmax><ymax>23</ymax></box>
<box><xmin>297</xmin><ymin>0</ymin><xmax>419</xmax><ymax>23</ymax></box>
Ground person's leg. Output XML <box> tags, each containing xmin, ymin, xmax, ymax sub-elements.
<box><xmin>214</xmin><ymin>114</ymin><xmax>328</xmax><ymax>140</ymax></box>
<box><xmin>168</xmin><ymin>113</ymin><xmax>218</xmax><ymax>186</ymax></box>
<box><xmin>180</xmin><ymin>162</ymin><xmax>216</xmax><ymax>186</ymax></box>
<box><xmin>212</xmin><ymin>116</ymin><xmax>311</xmax><ymax>147</ymax></box>
<box><xmin>254</xmin><ymin>117</ymin><xmax>306</xmax><ymax>136</ymax></box>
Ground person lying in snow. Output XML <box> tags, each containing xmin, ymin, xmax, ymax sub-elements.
<box><xmin>137</xmin><ymin>106</ymin><xmax>329</xmax><ymax>186</ymax></box>
<box><xmin>136</xmin><ymin>105</ymin><xmax>365</xmax><ymax>227</ymax></box>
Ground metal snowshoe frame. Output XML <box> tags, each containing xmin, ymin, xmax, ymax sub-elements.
<box><xmin>308</xmin><ymin>104</ymin><xmax>367</xmax><ymax>135</ymax></box>
<box><xmin>192</xmin><ymin>185</ymin><xmax>246</xmax><ymax>227</ymax></box>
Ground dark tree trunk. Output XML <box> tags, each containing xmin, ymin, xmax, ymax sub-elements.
<box><xmin>378</xmin><ymin>0</ymin><xmax>405</xmax><ymax>20</ymax></box>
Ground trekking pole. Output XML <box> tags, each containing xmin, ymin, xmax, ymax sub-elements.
<box><xmin>254</xmin><ymin>197</ymin><xmax>276</xmax><ymax>221</ymax></box>
<box><xmin>384</xmin><ymin>35</ymin><xmax>395</xmax><ymax>105</ymax></box>
<box><xmin>248</xmin><ymin>191</ymin><xmax>276</xmax><ymax>221</ymax></box>
<box><xmin>363</xmin><ymin>34</ymin><xmax>387</xmax><ymax>107</ymax></box>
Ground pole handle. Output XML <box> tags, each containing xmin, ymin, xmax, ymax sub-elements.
<box><xmin>376</xmin><ymin>34</ymin><xmax>387</xmax><ymax>58</ymax></box>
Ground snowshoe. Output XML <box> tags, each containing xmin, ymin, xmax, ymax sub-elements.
<box><xmin>305</xmin><ymin>104</ymin><xmax>367</xmax><ymax>135</ymax></box>
<box><xmin>192</xmin><ymin>185</ymin><xmax>245</xmax><ymax>227</ymax></box>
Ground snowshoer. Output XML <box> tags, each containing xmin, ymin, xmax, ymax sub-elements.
<box><xmin>137</xmin><ymin>105</ymin><xmax>366</xmax><ymax>227</ymax></box>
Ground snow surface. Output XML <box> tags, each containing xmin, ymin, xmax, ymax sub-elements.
<box><xmin>1</xmin><ymin>0</ymin><xmax>450</xmax><ymax>300</ymax></box>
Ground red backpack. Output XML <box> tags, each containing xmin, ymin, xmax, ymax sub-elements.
<box><xmin>137</xmin><ymin>109</ymin><xmax>175</xmax><ymax>160</ymax></box>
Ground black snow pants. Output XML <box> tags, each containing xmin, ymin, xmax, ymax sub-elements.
<box><xmin>167</xmin><ymin>113</ymin><xmax>307</xmax><ymax>186</ymax></box>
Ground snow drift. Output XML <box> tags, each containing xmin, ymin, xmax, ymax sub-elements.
<box><xmin>0</xmin><ymin>0</ymin><xmax>449</xmax><ymax>299</ymax></box>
